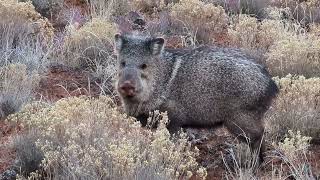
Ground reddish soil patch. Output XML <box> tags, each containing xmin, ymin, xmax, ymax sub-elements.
<box><xmin>0</xmin><ymin>122</ymin><xmax>21</xmax><ymax>173</ymax></box>
<box><xmin>36</xmin><ymin>65</ymin><xmax>103</xmax><ymax>102</ymax></box>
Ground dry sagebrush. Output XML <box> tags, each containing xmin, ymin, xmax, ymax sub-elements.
<box><xmin>63</xmin><ymin>18</ymin><xmax>116</xmax><ymax>74</ymax></box>
<box><xmin>0</xmin><ymin>0</ymin><xmax>54</xmax><ymax>43</ymax></box>
<box><xmin>170</xmin><ymin>0</ymin><xmax>228</xmax><ymax>44</ymax></box>
<box><xmin>62</xmin><ymin>18</ymin><xmax>117</xmax><ymax>95</ymax></box>
<box><xmin>228</xmin><ymin>8</ymin><xmax>320</xmax><ymax>77</ymax></box>
<box><xmin>265</xmin><ymin>75</ymin><xmax>320</xmax><ymax>141</ymax></box>
<box><xmin>266</xmin><ymin>33</ymin><xmax>320</xmax><ymax>77</ymax></box>
<box><xmin>89</xmin><ymin>0</ymin><xmax>131</xmax><ymax>18</ymax></box>
<box><xmin>228</xmin><ymin>8</ymin><xmax>300</xmax><ymax>58</ymax></box>
<box><xmin>0</xmin><ymin>0</ymin><xmax>52</xmax><ymax>119</ymax></box>
<box><xmin>131</xmin><ymin>0</ymin><xmax>175</xmax><ymax>14</ymax></box>
<box><xmin>272</xmin><ymin>130</ymin><xmax>315</xmax><ymax>179</ymax></box>
<box><xmin>18</xmin><ymin>0</ymin><xmax>64</xmax><ymax>19</ymax></box>
<box><xmin>9</xmin><ymin>96</ymin><xmax>207</xmax><ymax>179</ymax></box>
<box><xmin>0</xmin><ymin>64</ymin><xmax>40</xmax><ymax>119</ymax></box>
<box><xmin>224</xmin><ymin>130</ymin><xmax>315</xmax><ymax>179</ymax></box>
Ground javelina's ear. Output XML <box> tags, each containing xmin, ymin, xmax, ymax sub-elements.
<box><xmin>114</xmin><ymin>34</ymin><xmax>124</xmax><ymax>54</ymax></box>
<box><xmin>149</xmin><ymin>37</ymin><xmax>165</xmax><ymax>55</ymax></box>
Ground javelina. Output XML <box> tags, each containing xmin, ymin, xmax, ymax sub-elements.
<box><xmin>114</xmin><ymin>32</ymin><xmax>278</xmax><ymax>162</ymax></box>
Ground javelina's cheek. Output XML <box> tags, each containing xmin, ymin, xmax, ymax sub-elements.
<box><xmin>141</xmin><ymin>72</ymin><xmax>148</xmax><ymax>79</ymax></box>
<box><xmin>118</xmin><ymin>71</ymin><xmax>123</xmax><ymax>77</ymax></box>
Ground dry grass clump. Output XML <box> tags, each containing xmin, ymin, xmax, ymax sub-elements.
<box><xmin>63</xmin><ymin>17</ymin><xmax>116</xmax><ymax>71</ymax></box>
<box><xmin>224</xmin><ymin>130</ymin><xmax>315</xmax><ymax>179</ymax></box>
<box><xmin>228</xmin><ymin>8</ymin><xmax>300</xmax><ymax>58</ymax></box>
<box><xmin>170</xmin><ymin>0</ymin><xmax>228</xmax><ymax>44</ymax></box>
<box><xmin>309</xmin><ymin>24</ymin><xmax>320</xmax><ymax>36</ymax></box>
<box><xmin>18</xmin><ymin>0</ymin><xmax>64</xmax><ymax>19</ymax></box>
<box><xmin>271</xmin><ymin>130</ymin><xmax>315</xmax><ymax>179</ymax></box>
<box><xmin>228</xmin><ymin>8</ymin><xmax>320</xmax><ymax>76</ymax></box>
<box><xmin>0</xmin><ymin>0</ymin><xmax>52</xmax><ymax>119</ymax></box>
<box><xmin>0</xmin><ymin>0</ymin><xmax>54</xmax><ymax>43</ymax></box>
<box><xmin>266</xmin><ymin>33</ymin><xmax>320</xmax><ymax>77</ymax></box>
<box><xmin>277</xmin><ymin>130</ymin><xmax>311</xmax><ymax>159</ymax></box>
<box><xmin>9</xmin><ymin>96</ymin><xmax>207</xmax><ymax>179</ymax></box>
<box><xmin>265</xmin><ymin>75</ymin><xmax>320</xmax><ymax>141</ymax></box>
<box><xmin>0</xmin><ymin>64</ymin><xmax>40</xmax><ymax>119</ymax></box>
<box><xmin>131</xmin><ymin>0</ymin><xmax>175</xmax><ymax>14</ymax></box>
<box><xmin>223</xmin><ymin>142</ymin><xmax>261</xmax><ymax>180</ymax></box>
<box><xmin>89</xmin><ymin>0</ymin><xmax>132</xmax><ymax>18</ymax></box>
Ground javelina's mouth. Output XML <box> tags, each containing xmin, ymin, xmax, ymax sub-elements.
<box><xmin>121</xmin><ymin>90</ymin><xmax>142</xmax><ymax>102</ymax></box>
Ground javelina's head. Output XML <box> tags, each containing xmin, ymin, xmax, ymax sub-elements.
<box><xmin>114</xmin><ymin>33</ymin><xmax>165</xmax><ymax>102</ymax></box>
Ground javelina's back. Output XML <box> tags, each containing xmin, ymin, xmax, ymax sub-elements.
<box><xmin>164</xmin><ymin>46</ymin><xmax>277</xmax><ymax>126</ymax></box>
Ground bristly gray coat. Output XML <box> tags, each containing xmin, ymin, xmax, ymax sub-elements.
<box><xmin>114</xmin><ymin>32</ymin><xmax>278</xmax><ymax>162</ymax></box>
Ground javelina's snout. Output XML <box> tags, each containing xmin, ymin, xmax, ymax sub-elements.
<box><xmin>118</xmin><ymin>67</ymin><xmax>140</xmax><ymax>98</ymax></box>
<box><xmin>118</xmin><ymin>80</ymin><xmax>136</xmax><ymax>97</ymax></box>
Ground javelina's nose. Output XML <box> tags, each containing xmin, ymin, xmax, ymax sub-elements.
<box><xmin>119</xmin><ymin>81</ymin><xmax>136</xmax><ymax>97</ymax></box>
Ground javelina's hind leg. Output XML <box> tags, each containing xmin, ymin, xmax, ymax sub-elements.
<box><xmin>224</xmin><ymin>112</ymin><xmax>266</xmax><ymax>164</ymax></box>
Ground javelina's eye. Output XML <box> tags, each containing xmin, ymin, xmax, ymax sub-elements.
<box><xmin>121</xmin><ymin>62</ymin><xmax>126</xmax><ymax>67</ymax></box>
<box><xmin>140</xmin><ymin>63</ymin><xmax>147</xmax><ymax>70</ymax></box>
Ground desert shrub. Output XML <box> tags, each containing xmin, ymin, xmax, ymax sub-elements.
<box><xmin>265</xmin><ymin>75</ymin><xmax>320</xmax><ymax>141</ymax></box>
<box><xmin>278</xmin><ymin>130</ymin><xmax>311</xmax><ymax>158</ymax></box>
<box><xmin>277</xmin><ymin>0</ymin><xmax>320</xmax><ymax>25</ymax></box>
<box><xmin>266</xmin><ymin>33</ymin><xmax>320</xmax><ymax>77</ymax></box>
<box><xmin>309</xmin><ymin>24</ymin><xmax>320</xmax><ymax>36</ymax></box>
<box><xmin>9</xmin><ymin>96</ymin><xmax>207</xmax><ymax>179</ymax></box>
<box><xmin>170</xmin><ymin>0</ymin><xmax>228</xmax><ymax>44</ymax></box>
<box><xmin>0</xmin><ymin>0</ymin><xmax>54</xmax><ymax>69</ymax></box>
<box><xmin>0</xmin><ymin>0</ymin><xmax>54</xmax><ymax>43</ymax></box>
<box><xmin>223</xmin><ymin>130</ymin><xmax>315</xmax><ymax>179</ymax></box>
<box><xmin>271</xmin><ymin>130</ymin><xmax>315</xmax><ymax>179</ymax></box>
<box><xmin>18</xmin><ymin>0</ymin><xmax>64</xmax><ymax>19</ymax></box>
<box><xmin>228</xmin><ymin>9</ymin><xmax>301</xmax><ymax>58</ymax></box>
<box><xmin>63</xmin><ymin>17</ymin><xmax>116</xmax><ymax>70</ymax></box>
<box><xmin>12</xmin><ymin>130</ymin><xmax>44</xmax><ymax>176</ymax></box>
<box><xmin>0</xmin><ymin>64</ymin><xmax>40</xmax><ymax>119</ymax></box>
<box><xmin>228</xmin><ymin>8</ymin><xmax>320</xmax><ymax>76</ymax></box>
<box><xmin>0</xmin><ymin>0</ymin><xmax>53</xmax><ymax>119</ymax></box>
<box><xmin>131</xmin><ymin>0</ymin><xmax>176</xmax><ymax>14</ymax></box>
<box><xmin>223</xmin><ymin>142</ymin><xmax>261</xmax><ymax>180</ymax></box>
<box><xmin>88</xmin><ymin>0</ymin><xmax>132</xmax><ymax>18</ymax></box>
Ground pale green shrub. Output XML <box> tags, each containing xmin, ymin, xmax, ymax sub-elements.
<box><xmin>132</xmin><ymin>0</ymin><xmax>172</xmax><ymax>14</ymax></box>
<box><xmin>0</xmin><ymin>64</ymin><xmax>40</xmax><ymax>119</ymax></box>
<box><xmin>89</xmin><ymin>0</ymin><xmax>131</xmax><ymax>18</ymax></box>
<box><xmin>265</xmin><ymin>75</ymin><xmax>320</xmax><ymax>140</ymax></box>
<box><xmin>228</xmin><ymin>8</ymin><xmax>320</xmax><ymax>77</ymax></box>
<box><xmin>62</xmin><ymin>18</ymin><xmax>117</xmax><ymax>96</ymax></box>
<box><xmin>12</xmin><ymin>130</ymin><xmax>44</xmax><ymax>176</ymax></box>
<box><xmin>272</xmin><ymin>130</ymin><xmax>315</xmax><ymax>179</ymax></box>
<box><xmin>0</xmin><ymin>0</ymin><xmax>54</xmax><ymax>43</ymax></box>
<box><xmin>9</xmin><ymin>96</ymin><xmax>207</xmax><ymax>179</ymax></box>
<box><xmin>223</xmin><ymin>142</ymin><xmax>261</xmax><ymax>180</ymax></box>
<box><xmin>266</xmin><ymin>33</ymin><xmax>320</xmax><ymax>77</ymax></box>
<box><xmin>63</xmin><ymin>17</ymin><xmax>116</xmax><ymax>70</ymax></box>
<box><xmin>228</xmin><ymin>10</ymin><xmax>302</xmax><ymax>58</ymax></box>
<box><xmin>170</xmin><ymin>0</ymin><xmax>228</xmax><ymax>44</ymax></box>
<box><xmin>0</xmin><ymin>0</ymin><xmax>52</xmax><ymax>119</ymax></box>
<box><xmin>278</xmin><ymin>130</ymin><xmax>311</xmax><ymax>157</ymax></box>
<box><xmin>18</xmin><ymin>0</ymin><xmax>64</xmax><ymax>19</ymax></box>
